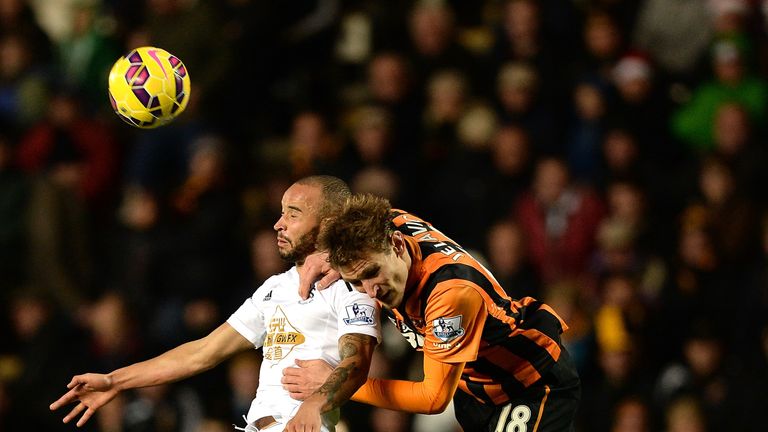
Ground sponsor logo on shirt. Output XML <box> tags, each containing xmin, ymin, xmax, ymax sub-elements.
<box><xmin>432</xmin><ymin>315</ymin><xmax>465</xmax><ymax>342</ymax></box>
<box><xmin>388</xmin><ymin>316</ymin><xmax>424</xmax><ymax>349</ymax></box>
<box><xmin>343</xmin><ymin>303</ymin><xmax>375</xmax><ymax>325</ymax></box>
<box><xmin>264</xmin><ymin>306</ymin><xmax>305</xmax><ymax>362</ymax></box>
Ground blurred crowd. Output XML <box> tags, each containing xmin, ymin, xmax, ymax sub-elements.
<box><xmin>2</xmin><ymin>0</ymin><xmax>768</xmax><ymax>431</ymax></box>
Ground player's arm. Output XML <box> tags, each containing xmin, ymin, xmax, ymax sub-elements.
<box><xmin>285</xmin><ymin>333</ymin><xmax>377</xmax><ymax>432</ymax></box>
<box><xmin>50</xmin><ymin>322</ymin><xmax>252</xmax><ymax>426</ymax></box>
<box><xmin>352</xmin><ymin>354</ymin><xmax>464</xmax><ymax>414</ymax></box>
<box><xmin>352</xmin><ymin>283</ymin><xmax>482</xmax><ymax>413</ymax></box>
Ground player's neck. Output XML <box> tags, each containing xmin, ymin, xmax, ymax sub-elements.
<box><xmin>403</xmin><ymin>243</ymin><xmax>420</xmax><ymax>291</ymax></box>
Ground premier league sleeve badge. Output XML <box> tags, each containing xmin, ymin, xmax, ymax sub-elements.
<box><xmin>432</xmin><ymin>315</ymin><xmax>465</xmax><ymax>342</ymax></box>
<box><xmin>343</xmin><ymin>303</ymin><xmax>376</xmax><ymax>325</ymax></box>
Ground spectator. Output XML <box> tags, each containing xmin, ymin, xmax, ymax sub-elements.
<box><xmin>490</xmin><ymin>0</ymin><xmax>568</xmax><ymax>105</ymax></box>
<box><xmin>0</xmin><ymin>31</ymin><xmax>50</xmax><ymax>136</ymax></box>
<box><xmin>482</xmin><ymin>124</ymin><xmax>534</xmax><ymax>222</ymax></box>
<box><xmin>566</xmin><ymin>77</ymin><xmax>610</xmax><ymax>184</ymax></box>
<box><xmin>514</xmin><ymin>157</ymin><xmax>606</xmax><ymax>284</ymax></box>
<box><xmin>568</xmin><ymin>8</ymin><xmax>625</xmax><ymax>90</ymax></box>
<box><xmin>608</xmin><ymin>52</ymin><xmax>676</xmax><ymax>165</ymax></box>
<box><xmin>691</xmin><ymin>156</ymin><xmax>761</xmax><ymax>269</ymax></box>
<box><xmin>610</xmin><ymin>396</ymin><xmax>652</xmax><ymax>432</ymax></box>
<box><xmin>654</xmin><ymin>319</ymin><xmax>737</xmax><ymax>431</ymax></box>
<box><xmin>364</xmin><ymin>52</ymin><xmax>423</xmax><ymax>152</ymax></box>
<box><xmin>494</xmin><ymin>61</ymin><xmax>561</xmax><ymax>153</ymax></box>
<box><xmin>336</xmin><ymin>104</ymin><xmax>406</xmax><ymax>184</ymax></box>
<box><xmin>484</xmin><ymin>219</ymin><xmax>541</xmax><ymax>300</ymax></box>
<box><xmin>404</xmin><ymin>0</ymin><xmax>478</xmax><ymax>97</ymax></box>
<box><xmin>672</xmin><ymin>36</ymin><xmax>768</xmax><ymax>152</ymax></box>
<box><xmin>710</xmin><ymin>102</ymin><xmax>768</xmax><ymax>204</ymax></box>
<box><xmin>55</xmin><ymin>1</ymin><xmax>120</xmax><ymax>110</ymax></box>
<box><xmin>663</xmin><ymin>395</ymin><xmax>707</xmax><ymax>432</ymax></box>
<box><xmin>288</xmin><ymin>111</ymin><xmax>343</xmax><ymax>179</ymax></box>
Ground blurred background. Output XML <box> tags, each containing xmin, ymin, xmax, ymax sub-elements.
<box><xmin>1</xmin><ymin>0</ymin><xmax>768</xmax><ymax>431</ymax></box>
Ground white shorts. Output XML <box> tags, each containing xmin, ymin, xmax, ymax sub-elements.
<box><xmin>245</xmin><ymin>415</ymin><xmax>334</xmax><ymax>432</ymax></box>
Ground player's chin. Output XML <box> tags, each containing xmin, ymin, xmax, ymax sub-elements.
<box><xmin>378</xmin><ymin>291</ymin><xmax>398</xmax><ymax>308</ymax></box>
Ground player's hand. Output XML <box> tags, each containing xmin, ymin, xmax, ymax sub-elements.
<box><xmin>49</xmin><ymin>373</ymin><xmax>119</xmax><ymax>427</ymax></box>
<box><xmin>298</xmin><ymin>252</ymin><xmax>340</xmax><ymax>300</ymax></box>
<box><xmin>283</xmin><ymin>398</ymin><xmax>324</xmax><ymax>432</ymax></box>
<box><xmin>281</xmin><ymin>359</ymin><xmax>333</xmax><ymax>400</ymax></box>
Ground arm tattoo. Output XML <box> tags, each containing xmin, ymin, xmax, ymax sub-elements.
<box><xmin>317</xmin><ymin>334</ymin><xmax>375</xmax><ymax>409</ymax></box>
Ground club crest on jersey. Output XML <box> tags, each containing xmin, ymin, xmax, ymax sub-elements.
<box><xmin>432</xmin><ymin>315</ymin><xmax>465</xmax><ymax>342</ymax></box>
<box><xmin>343</xmin><ymin>303</ymin><xmax>375</xmax><ymax>325</ymax></box>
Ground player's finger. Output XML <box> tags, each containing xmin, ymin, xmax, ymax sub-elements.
<box><xmin>62</xmin><ymin>402</ymin><xmax>86</xmax><ymax>423</ymax></box>
<box><xmin>66</xmin><ymin>376</ymin><xmax>82</xmax><ymax>389</ymax></box>
<box><xmin>282</xmin><ymin>368</ymin><xmax>300</xmax><ymax>379</ymax></box>
<box><xmin>289</xmin><ymin>390</ymin><xmax>309</xmax><ymax>401</ymax></box>
<box><xmin>317</xmin><ymin>271</ymin><xmax>340</xmax><ymax>290</ymax></box>
<box><xmin>50</xmin><ymin>389</ymin><xmax>77</xmax><ymax>410</ymax></box>
<box><xmin>76</xmin><ymin>407</ymin><xmax>96</xmax><ymax>427</ymax></box>
<box><xmin>298</xmin><ymin>272</ymin><xmax>315</xmax><ymax>299</ymax></box>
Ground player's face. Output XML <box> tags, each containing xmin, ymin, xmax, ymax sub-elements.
<box><xmin>273</xmin><ymin>183</ymin><xmax>321</xmax><ymax>263</ymax></box>
<box><xmin>339</xmin><ymin>233</ymin><xmax>410</xmax><ymax>309</ymax></box>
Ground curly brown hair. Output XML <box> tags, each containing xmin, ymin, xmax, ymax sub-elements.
<box><xmin>317</xmin><ymin>193</ymin><xmax>394</xmax><ymax>268</ymax></box>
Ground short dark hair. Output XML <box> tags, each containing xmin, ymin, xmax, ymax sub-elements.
<box><xmin>317</xmin><ymin>193</ymin><xmax>393</xmax><ymax>268</ymax></box>
<box><xmin>295</xmin><ymin>175</ymin><xmax>351</xmax><ymax>220</ymax></box>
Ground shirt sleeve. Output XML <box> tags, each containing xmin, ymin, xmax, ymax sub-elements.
<box><xmin>332</xmin><ymin>281</ymin><xmax>381</xmax><ymax>342</ymax></box>
<box><xmin>352</xmin><ymin>353</ymin><xmax>464</xmax><ymax>414</ymax></box>
<box><xmin>226</xmin><ymin>278</ymin><xmax>273</xmax><ymax>347</ymax></box>
<box><xmin>423</xmin><ymin>283</ymin><xmax>486</xmax><ymax>364</ymax></box>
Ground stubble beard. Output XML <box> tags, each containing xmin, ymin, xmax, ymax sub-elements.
<box><xmin>279</xmin><ymin>226</ymin><xmax>319</xmax><ymax>264</ymax></box>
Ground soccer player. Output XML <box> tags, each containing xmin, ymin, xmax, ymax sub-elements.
<box><xmin>283</xmin><ymin>194</ymin><xmax>580</xmax><ymax>431</ymax></box>
<box><xmin>49</xmin><ymin>176</ymin><xmax>380</xmax><ymax>432</ymax></box>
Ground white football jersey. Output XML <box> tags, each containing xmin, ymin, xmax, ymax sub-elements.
<box><xmin>227</xmin><ymin>267</ymin><xmax>380</xmax><ymax>428</ymax></box>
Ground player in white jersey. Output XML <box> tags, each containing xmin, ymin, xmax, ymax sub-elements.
<box><xmin>50</xmin><ymin>176</ymin><xmax>380</xmax><ymax>432</ymax></box>
<box><xmin>229</xmin><ymin>268</ymin><xmax>378</xmax><ymax>430</ymax></box>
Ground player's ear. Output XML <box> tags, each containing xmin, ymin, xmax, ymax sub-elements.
<box><xmin>391</xmin><ymin>231</ymin><xmax>406</xmax><ymax>256</ymax></box>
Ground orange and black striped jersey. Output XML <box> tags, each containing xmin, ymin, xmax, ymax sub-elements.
<box><xmin>386</xmin><ymin>209</ymin><xmax>569</xmax><ymax>406</ymax></box>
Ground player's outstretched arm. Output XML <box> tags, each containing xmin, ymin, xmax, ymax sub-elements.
<box><xmin>298</xmin><ymin>251</ymin><xmax>341</xmax><ymax>299</ymax></box>
<box><xmin>352</xmin><ymin>355</ymin><xmax>464</xmax><ymax>414</ymax></box>
<box><xmin>50</xmin><ymin>322</ymin><xmax>252</xmax><ymax>426</ymax></box>
<box><xmin>283</xmin><ymin>333</ymin><xmax>377</xmax><ymax>432</ymax></box>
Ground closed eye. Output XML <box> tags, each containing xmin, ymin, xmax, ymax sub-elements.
<box><xmin>360</xmin><ymin>265</ymin><xmax>380</xmax><ymax>280</ymax></box>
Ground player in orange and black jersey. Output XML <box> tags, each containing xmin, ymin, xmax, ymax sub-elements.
<box><xmin>283</xmin><ymin>193</ymin><xmax>580</xmax><ymax>431</ymax></box>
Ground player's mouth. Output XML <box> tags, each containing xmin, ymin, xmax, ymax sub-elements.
<box><xmin>277</xmin><ymin>236</ymin><xmax>290</xmax><ymax>247</ymax></box>
<box><xmin>377</xmin><ymin>287</ymin><xmax>394</xmax><ymax>305</ymax></box>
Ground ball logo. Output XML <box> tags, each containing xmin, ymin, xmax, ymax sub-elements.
<box><xmin>343</xmin><ymin>304</ymin><xmax>375</xmax><ymax>325</ymax></box>
<box><xmin>432</xmin><ymin>315</ymin><xmax>465</xmax><ymax>342</ymax></box>
<box><xmin>146</xmin><ymin>49</ymin><xmax>168</xmax><ymax>77</ymax></box>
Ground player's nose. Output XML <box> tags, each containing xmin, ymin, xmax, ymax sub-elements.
<box><xmin>273</xmin><ymin>215</ymin><xmax>286</xmax><ymax>231</ymax></box>
<box><xmin>362</xmin><ymin>281</ymin><xmax>378</xmax><ymax>298</ymax></box>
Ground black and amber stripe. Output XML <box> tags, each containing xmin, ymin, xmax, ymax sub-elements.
<box><xmin>391</xmin><ymin>210</ymin><xmax>567</xmax><ymax>405</ymax></box>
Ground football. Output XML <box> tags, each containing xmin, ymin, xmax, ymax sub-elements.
<box><xmin>107</xmin><ymin>46</ymin><xmax>191</xmax><ymax>128</ymax></box>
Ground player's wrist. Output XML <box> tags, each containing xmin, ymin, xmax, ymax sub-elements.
<box><xmin>304</xmin><ymin>393</ymin><xmax>330</xmax><ymax>412</ymax></box>
<box><xmin>104</xmin><ymin>372</ymin><xmax>120</xmax><ymax>391</ymax></box>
